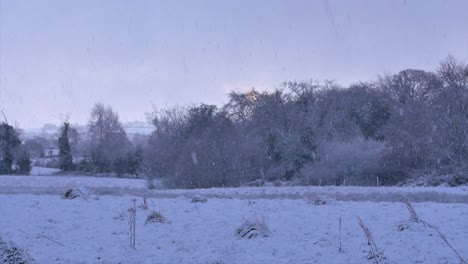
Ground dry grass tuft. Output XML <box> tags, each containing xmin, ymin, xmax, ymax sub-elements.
<box><xmin>145</xmin><ymin>210</ymin><xmax>166</xmax><ymax>224</ymax></box>
<box><xmin>235</xmin><ymin>201</ymin><xmax>271</xmax><ymax>239</ymax></box>
<box><xmin>191</xmin><ymin>196</ymin><xmax>208</xmax><ymax>203</ymax></box>
<box><xmin>0</xmin><ymin>235</ymin><xmax>37</xmax><ymax>264</ymax></box>
<box><xmin>128</xmin><ymin>199</ymin><xmax>136</xmax><ymax>250</ymax></box>
<box><xmin>235</xmin><ymin>218</ymin><xmax>271</xmax><ymax>239</ymax></box>
<box><xmin>399</xmin><ymin>196</ymin><xmax>420</xmax><ymax>222</ymax></box>
<box><xmin>338</xmin><ymin>214</ymin><xmax>343</xmax><ymax>253</ymax></box>
<box><xmin>138</xmin><ymin>197</ymin><xmax>149</xmax><ymax>210</ymax></box>
<box><xmin>399</xmin><ymin>196</ymin><xmax>467</xmax><ymax>264</ymax></box>
<box><xmin>357</xmin><ymin>217</ymin><xmax>387</xmax><ymax>264</ymax></box>
<box><xmin>63</xmin><ymin>189</ymin><xmax>80</xmax><ymax>200</ymax></box>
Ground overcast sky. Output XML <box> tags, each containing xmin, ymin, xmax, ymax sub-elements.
<box><xmin>0</xmin><ymin>0</ymin><xmax>467</xmax><ymax>128</ymax></box>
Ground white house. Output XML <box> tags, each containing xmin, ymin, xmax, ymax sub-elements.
<box><xmin>45</xmin><ymin>148</ymin><xmax>60</xmax><ymax>158</ymax></box>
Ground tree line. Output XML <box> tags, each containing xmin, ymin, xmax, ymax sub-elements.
<box><xmin>143</xmin><ymin>56</ymin><xmax>468</xmax><ymax>188</ymax></box>
<box><xmin>2</xmin><ymin>56</ymin><xmax>467</xmax><ymax>187</ymax></box>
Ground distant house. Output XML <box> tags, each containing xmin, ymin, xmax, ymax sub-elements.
<box><xmin>45</xmin><ymin>148</ymin><xmax>60</xmax><ymax>158</ymax></box>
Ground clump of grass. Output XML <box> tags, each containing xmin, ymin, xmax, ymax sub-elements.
<box><xmin>304</xmin><ymin>194</ymin><xmax>331</xmax><ymax>206</ymax></box>
<box><xmin>429</xmin><ymin>225</ymin><xmax>467</xmax><ymax>264</ymax></box>
<box><xmin>312</xmin><ymin>198</ymin><xmax>327</xmax><ymax>205</ymax></box>
<box><xmin>63</xmin><ymin>189</ymin><xmax>79</xmax><ymax>199</ymax></box>
<box><xmin>235</xmin><ymin>218</ymin><xmax>271</xmax><ymax>239</ymax></box>
<box><xmin>399</xmin><ymin>196</ymin><xmax>467</xmax><ymax>264</ymax></box>
<box><xmin>397</xmin><ymin>195</ymin><xmax>424</xmax><ymax>231</ymax></box>
<box><xmin>0</xmin><ymin>235</ymin><xmax>36</xmax><ymax>264</ymax></box>
<box><xmin>190</xmin><ymin>196</ymin><xmax>208</xmax><ymax>203</ymax></box>
<box><xmin>235</xmin><ymin>201</ymin><xmax>271</xmax><ymax>239</ymax></box>
<box><xmin>128</xmin><ymin>199</ymin><xmax>137</xmax><ymax>250</ymax></box>
<box><xmin>357</xmin><ymin>217</ymin><xmax>387</xmax><ymax>264</ymax></box>
<box><xmin>145</xmin><ymin>210</ymin><xmax>166</xmax><ymax>224</ymax></box>
<box><xmin>138</xmin><ymin>197</ymin><xmax>149</xmax><ymax>210</ymax></box>
<box><xmin>399</xmin><ymin>196</ymin><xmax>420</xmax><ymax>222</ymax></box>
<box><xmin>338</xmin><ymin>214</ymin><xmax>343</xmax><ymax>253</ymax></box>
<box><xmin>62</xmin><ymin>188</ymin><xmax>92</xmax><ymax>200</ymax></box>
<box><xmin>113</xmin><ymin>206</ymin><xmax>128</xmax><ymax>221</ymax></box>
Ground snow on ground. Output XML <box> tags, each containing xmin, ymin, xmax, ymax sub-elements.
<box><xmin>0</xmin><ymin>175</ymin><xmax>146</xmax><ymax>189</ymax></box>
<box><xmin>30</xmin><ymin>167</ymin><xmax>62</xmax><ymax>176</ymax></box>
<box><xmin>0</xmin><ymin>175</ymin><xmax>467</xmax><ymax>263</ymax></box>
<box><xmin>0</xmin><ymin>174</ymin><xmax>467</xmax><ymax>203</ymax></box>
<box><xmin>1</xmin><ymin>195</ymin><xmax>467</xmax><ymax>264</ymax></box>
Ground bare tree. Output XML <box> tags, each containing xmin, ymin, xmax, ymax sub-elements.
<box><xmin>87</xmin><ymin>103</ymin><xmax>130</xmax><ymax>173</ymax></box>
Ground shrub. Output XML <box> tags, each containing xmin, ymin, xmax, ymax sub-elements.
<box><xmin>301</xmin><ymin>139</ymin><xmax>385</xmax><ymax>186</ymax></box>
<box><xmin>448</xmin><ymin>170</ymin><xmax>468</xmax><ymax>186</ymax></box>
<box><xmin>140</xmin><ymin>167</ymin><xmax>157</xmax><ymax>189</ymax></box>
<box><xmin>16</xmin><ymin>151</ymin><xmax>32</xmax><ymax>175</ymax></box>
<box><xmin>45</xmin><ymin>159</ymin><xmax>60</xmax><ymax>169</ymax></box>
<box><xmin>76</xmin><ymin>159</ymin><xmax>94</xmax><ymax>172</ymax></box>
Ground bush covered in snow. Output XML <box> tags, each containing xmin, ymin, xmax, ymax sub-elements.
<box><xmin>300</xmin><ymin>139</ymin><xmax>386</xmax><ymax>186</ymax></box>
<box><xmin>401</xmin><ymin>168</ymin><xmax>468</xmax><ymax>187</ymax></box>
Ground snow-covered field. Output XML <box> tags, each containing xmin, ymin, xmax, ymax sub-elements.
<box><xmin>1</xmin><ymin>174</ymin><xmax>467</xmax><ymax>203</ymax></box>
<box><xmin>1</xmin><ymin>174</ymin><xmax>467</xmax><ymax>264</ymax></box>
<box><xmin>29</xmin><ymin>167</ymin><xmax>62</xmax><ymax>176</ymax></box>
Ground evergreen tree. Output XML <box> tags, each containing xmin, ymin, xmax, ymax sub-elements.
<box><xmin>126</xmin><ymin>147</ymin><xmax>143</xmax><ymax>175</ymax></box>
<box><xmin>58</xmin><ymin>122</ymin><xmax>74</xmax><ymax>171</ymax></box>
<box><xmin>0</xmin><ymin>122</ymin><xmax>21</xmax><ymax>174</ymax></box>
<box><xmin>17</xmin><ymin>150</ymin><xmax>32</xmax><ymax>174</ymax></box>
